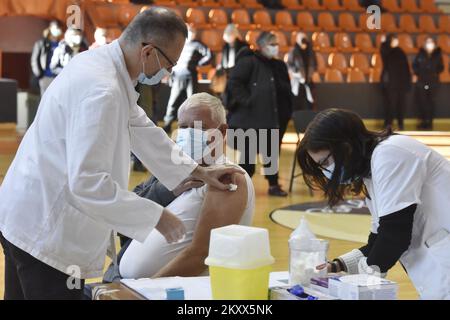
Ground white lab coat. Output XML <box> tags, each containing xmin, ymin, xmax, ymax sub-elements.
<box><xmin>364</xmin><ymin>135</ymin><xmax>450</xmax><ymax>299</ymax></box>
<box><xmin>0</xmin><ymin>40</ymin><xmax>197</xmax><ymax>279</ymax></box>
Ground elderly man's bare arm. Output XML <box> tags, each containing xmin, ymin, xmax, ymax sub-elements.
<box><xmin>152</xmin><ymin>173</ymin><xmax>249</xmax><ymax>277</ymax></box>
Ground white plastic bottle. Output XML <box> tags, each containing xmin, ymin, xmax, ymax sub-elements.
<box><xmin>288</xmin><ymin>217</ymin><xmax>329</xmax><ymax>286</ymax></box>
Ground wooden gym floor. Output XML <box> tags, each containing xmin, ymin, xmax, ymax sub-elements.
<box><xmin>2</xmin><ymin>119</ymin><xmax>450</xmax><ymax>300</ymax></box>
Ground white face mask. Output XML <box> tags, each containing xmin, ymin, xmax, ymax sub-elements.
<box><xmin>176</xmin><ymin>128</ymin><xmax>209</xmax><ymax>161</ymax></box>
<box><xmin>138</xmin><ymin>50</ymin><xmax>170</xmax><ymax>86</ymax></box>
<box><xmin>425</xmin><ymin>42</ymin><xmax>435</xmax><ymax>52</ymax></box>
<box><xmin>72</xmin><ymin>35</ymin><xmax>82</xmax><ymax>46</ymax></box>
<box><xmin>50</xmin><ymin>27</ymin><xmax>62</xmax><ymax>38</ymax></box>
<box><xmin>263</xmin><ymin>44</ymin><xmax>279</xmax><ymax>58</ymax></box>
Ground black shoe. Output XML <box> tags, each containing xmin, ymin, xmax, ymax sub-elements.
<box><xmin>268</xmin><ymin>185</ymin><xmax>288</xmax><ymax>197</ymax></box>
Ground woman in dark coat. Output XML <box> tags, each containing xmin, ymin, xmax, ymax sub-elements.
<box><xmin>381</xmin><ymin>34</ymin><xmax>411</xmax><ymax>130</ymax></box>
<box><xmin>224</xmin><ymin>32</ymin><xmax>292</xmax><ymax>197</ymax></box>
<box><xmin>413</xmin><ymin>37</ymin><xmax>445</xmax><ymax>130</ymax></box>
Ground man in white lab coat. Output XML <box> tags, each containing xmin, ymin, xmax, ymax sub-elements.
<box><xmin>0</xmin><ymin>8</ymin><xmax>242</xmax><ymax>300</ymax></box>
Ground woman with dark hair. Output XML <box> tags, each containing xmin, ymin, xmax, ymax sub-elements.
<box><xmin>297</xmin><ymin>108</ymin><xmax>450</xmax><ymax>299</ymax></box>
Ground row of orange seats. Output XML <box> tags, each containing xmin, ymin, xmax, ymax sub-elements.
<box><xmin>154</xmin><ymin>0</ymin><xmax>440</xmax><ymax>13</ymax></box>
<box><xmin>185</xmin><ymin>8</ymin><xmax>449</xmax><ymax>34</ymax></box>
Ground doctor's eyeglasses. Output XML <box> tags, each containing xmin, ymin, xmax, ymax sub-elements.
<box><xmin>142</xmin><ymin>42</ymin><xmax>177</xmax><ymax>69</ymax></box>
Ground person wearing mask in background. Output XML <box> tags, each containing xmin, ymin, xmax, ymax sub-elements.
<box><xmin>224</xmin><ymin>31</ymin><xmax>292</xmax><ymax>197</ymax></box>
<box><xmin>89</xmin><ymin>27</ymin><xmax>108</xmax><ymax>50</ymax></box>
<box><xmin>413</xmin><ymin>37</ymin><xmax>444</xmax><ymax>130</ymax></box>
<box><xmin>298</xmin><ymin>109</ymin><xmax>450</xmax><ymax>300</ymax></box>
<box><xmin>381</xmin><ymin>34</ymin><xmax>411</xmax><ymax>131</ymax></box>
<box><xmin>218</xmin><ymin>24</ymin><xmax>248</xmax><ymax>74</ymax></box>
<box><xmin>162</xmin><ymin>25</ymin><xmax>212</xmax><ymax>133</ymax></box>
<box><xmin>287</xmin><ymin>32</ymin><xmax>317</xmax><ymax>110</ymax></box>
<box><xmin>30</xmin><ymin>20</ymin><xmax>63</xmax><ymax>95</ymax></box>
<box><xmin>50</xmin><ymin>28</ymin><xmax>89</xmax><ymax>75</ymax></box>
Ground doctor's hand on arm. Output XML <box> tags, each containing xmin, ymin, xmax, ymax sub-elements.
<box><xmin>190</xmin><ymin>164</ymin><xmax>245</xmax><ymax>191</ymax></box>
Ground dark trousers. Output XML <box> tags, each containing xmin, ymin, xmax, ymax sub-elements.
<box><xmin>230</xmin><ymin>125</ymin><xmax>287</xmax><ymax>187</ymax></box>
<box><xmin>0</xmin><ymin>232</ymin><xmax>85</xmax><ymax>300</ymax></box>
<box><xmin>416</xmin><ymin>83</ymin><xmax>437</xmax><ymax>129</ymax></box>
<box><xmin>163</xmin><ymin>75</ymin><xmax>196</xmax><ymax>126</ymax></box>
<box><xmin>384</xmin><ymin>88</ymin><xmax>406</xmax><ymax>130</ymax></box>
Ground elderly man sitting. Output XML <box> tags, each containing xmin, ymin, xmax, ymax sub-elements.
<box><xmin>106</xmin><ymin>93</ymin><xmax>255</xmax><ymax>280</ymax></box>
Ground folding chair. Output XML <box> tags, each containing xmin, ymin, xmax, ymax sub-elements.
<box><xmin>288</xmin><ymin>110</ymin><xmax>317</xmax><ymax>194</ymax></box>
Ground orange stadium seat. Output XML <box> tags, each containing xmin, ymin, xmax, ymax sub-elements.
<box><xmin>201</xmin><ymin>30</ymin><xmax>223</xmax><ymax>52</ymax></box>
<box><xmin>106</xmin><ymin>27</ymin><xmax>123</xmax><ymax>42</ymax></box>
<box><xmin>281</xmin><ymin>0</ymin><xmax>304</xmax><ymax>10</ymax></box>
<box><xmin>381</xmin><ymin>13</ymin><xmax>400</xmax><ymax>32</ymax></box>
<box><xmin>90</xmin><ymin>4</ymin><xmax>120</xmax><ymax>28</ymax></box>
<box><xmin>401</xmin><ymin>0</ymin><xmax>421</xmax><ymax>13</ymax></box>
<box><xmin>371</xmin><ymin>52</ymin><xmax>383</xmax><ymax>70</ymax></box>
<box><xmin>439</xmin><ymin>15</ymin><xmax>450</xmax><ymax>33</ymax></box>
<box><xmin>186</xmin><ymin>8</ymin><xmax>210</xmax><ymax>28</ymax></box>
<box><xmin>419</xmin><ymin>0</ymin><xmax>440</xmax><ymax>13</ymax></box>
<box><xmin>219</xmin><ymin>0</ymin><xmax>241</xmax><ymax>8</ymax></box>
<box><xmin>419</xmin><ymin>15</ymin><xmax>439</xmax><ymax>33</ymax></box>
<box><xmin>199</xmin><ymin>0</ymin><xmax>221</xmax><ymax>7</ymax></box>
<box><xmin>232</xmin><ymin>9</ymin><xmax>253</xmax><ymax>30</ymax></box>
<box><xmin>355</xmin><ymin>33</ymin><xmax>376</xmax><ymax>53</ymax></box>
<box><xmin>375</xmin><ymin>33</ymin><xmax>387</xmax><ymax>48</ymax></box>
<box><xmin>274</xmin><ymin>31</ymin><xmax>290</xmax><ymax>54</ymax></box>
<box><xmin>208</xmin><ymin>9</ymin><xmax>228</xmax><ymax>28</ymax></box>
<box><xmin>118</xmin><ymin>4</ymin><xmax>140</xmax><ymax>28</ymax></box>
<box><xmin>334</xmin><ymin>32</ymin><xmax>357</xmax><ymax>53</ymax></box>
<box><xmin>303</xmin><ymin>0</ymin><xmax>325</xmax><ymax>10</ymax></box>
<box><xmin>369</xmin><ymin>67</ymin><xmax>382</xmax><ymax>82</ymax></box>
<box><xmin>177</xmin><ymin>0</ymin><xmax>199</xmax><ymax>6</ymax></box>
<box><xmin>240</xmin><ymin>0</ymin><xmax>264</xmax><ymax>8</ymax></box>
<box><xmin>416</xmin><ymin>33</ymin><xmax>429</xmax><ymax>48</ymax></box>
<box><xmin>437</xmin><ymin>34</ymin><xmax>450</xmax><ymax>54</ymax></box>
<box><xmin>347</xmin><ymin>68</ymin><xmax>366</xmax><ymax>82</ymax></box>
<box><xmin>323</xmin><ymin>0</ymin><xmax>345</xmax><ymax>10</ymax></box>
<box><xmin>154</xmin><ymin>0</ymin><xmax>177</xmax><ymax>6</ymax></box>
<box><xmin>350</xmin><ymin>53</ymin><xmax>371</xmax><ymax>74</ymax></box>
<box><xmin>328</xmin><ymin>52</ymin><xmax>349</xmax><ymax>74</ymax></box>
<box><xmin>318</xmin><ymin>12</ymin><xmax>340</xmax><ymax>32</ymax></box>
<box><xmin>275</xmin><ymin>11</ymin><xmax>297</xmax><ymax>32</ymax></box>
<box><xmin>399</xmin><ymin>14</ymin><xmax>419</xmax><ymax>33</ymax></box>
<box><xmin>382</xmin><ymin>0</ymin><xmax>402</xmax><ymax>13</ymax></box>
<box><xmin>325</xmin><ymin>68</ymin><xmax>344</xmax><ymax>82</ymax></box>
<box><xmin>342</xmin><ymin>0</ymin><xmax>364</xmax><ymax>11</ymax></box>
<box><xmin>312</xmin><ymin>32</ymin><xmax>334</xmax><ymax>53</ymax></box>
<box><xmin>253</xmin><ymin>10</ymin><xmax>275</xmax><ymax>31</ymax></box>
<box><xmin>312</xmin><ymin>71</ymin><xmax>322</xmax><ymax>83</ymax></box>
<box><xmin>245</xmin><ymin>30</ymin><xmax>262</xmax><ymax>49</ymax></box>
<box><xmin>316</xmin><ymin>53</ymin><xmax>327</xmax><ymax>74</ymax></box>
<box><xmin>297</xmin><ymin>12</ymin><xmax>320</xmax><ymax>32</ymax></box>
<box><xmin>338</xmin><ymin>13</ymin><xmax>360</xmax><ymax>32</ymax></box>
<box><xmin>398</xmin><ymin>33</ymin><xmax>417</xmax><ymax>54</ymax></box>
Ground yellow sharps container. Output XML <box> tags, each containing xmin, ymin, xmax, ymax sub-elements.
<box><xmin>205</xmin><ymin>225</ymin><xmax>275</xmax><ymax>300</ymax></box>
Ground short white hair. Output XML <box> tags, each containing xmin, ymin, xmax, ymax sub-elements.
<box><xmin>178</xmin><ymin>92</ymin><xmax>227</xmax><ymax>125</ymax></box>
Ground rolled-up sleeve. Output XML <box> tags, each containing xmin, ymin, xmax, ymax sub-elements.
<box><xmin>66</xmin><ymin>90</ymin><xmax>164</xmax><ymax>243</ymax></box>
<box><xmin>128</xmin><ymin>104</ymin><xmax>198</xmax><ymax>190</ymax></box>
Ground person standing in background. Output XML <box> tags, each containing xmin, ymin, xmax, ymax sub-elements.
<box><xmin>287</xmin><ymin>32</ymin><xmax>317</xmax><ymax>110</ymax></box>
<box><xmin>30</xmin><ymin>20</ymin><xmax>63</xmax><ymax>96</ymax></box>
<box><xmin>50</xmin><ymin>28</ymin><xmax>89</xmax><ymax>75</ymax></box>
<box><xmin>225</xmin><ymin>32</ymin><xmax>292</xmax><ymax>197</ymax></box>
<box><xmin>413</xmin><ymin>37</ymin><xmax>444</xmax><ymax>130</ymax></box>
<box><xmin>89</xmin><ymin>27</ymin><xmax>108</xmax><ymax>50</ymax></box>
<box><xmin>218</xmin><ymin>24</ymin><xmax>248</xmax><ymax>74</ymax></box>
<box><xmin>381</xmin><ymin>34</ymin><xmax>411</xmax><ymax>131</ymax></box>
<box><xmin>162</xmin><ymin>25</ymin><xmax>212</xmax><ymax>133</ymax></box>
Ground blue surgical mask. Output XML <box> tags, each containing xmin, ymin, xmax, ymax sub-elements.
<box><xmin>322</xmin><ymin>162</ymin><xmax>352</xmax><ymax>185</ymax></box>
<box><xmin>176</xmin><ymin>128</ymin><xmax>209</xmax><ymax>161</ymax></box>
<box><xmin>138</xmin><ymin>51</ymin><xmax>170</xmax><ymax>86</ymax></box>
